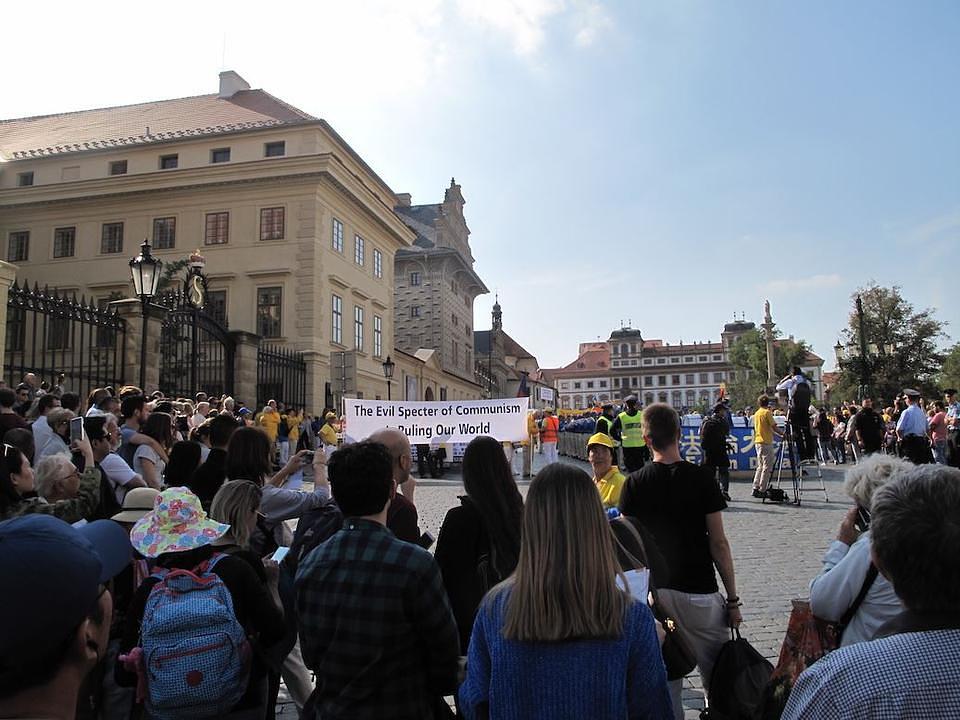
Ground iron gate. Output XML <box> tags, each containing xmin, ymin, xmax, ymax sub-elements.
<box><xmin>157</xmin><ymin>291</ymin><xmax>234</xmax><ymax>399</ymax></box>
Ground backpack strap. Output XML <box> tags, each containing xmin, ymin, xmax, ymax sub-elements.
<box><xmin>839</xmin><ymin>562</ymin><xmax>879</xmax><ymax>629</ymax></box>
<box><xmin>612</xmin><ymin>516</ymin><xmax>649</xmax><ymax>571</ymax></box>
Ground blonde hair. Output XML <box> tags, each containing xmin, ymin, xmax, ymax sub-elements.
<box><xmin>844</xmin><ymin>453</ymin><xmax>913</xmax><ymax>509</ymax></box>
<box><xmin>500</xmin><ymin>463</ymin><xmax>629</xmax><ymax>641</ymax></box>
<box><xmin>210</xmin><ymin>480</ymin><xmax>262</xmax><ymax>548</ymax></box>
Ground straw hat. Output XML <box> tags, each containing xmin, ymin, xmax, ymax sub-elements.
<box><xmin>110</xmin><ymin>487</ymin><xmax>161</xmax><ymax>524</ymax></box>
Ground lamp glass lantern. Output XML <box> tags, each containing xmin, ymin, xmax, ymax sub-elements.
<box><xmin>382</xmin><ymin>355</ymin><xmax>395</xmax><ymax>379</ymax></box>
<box><xmin>129</xmin><ymin>239</ymin><xmax>163</xmax><ymax>300</ymax></box>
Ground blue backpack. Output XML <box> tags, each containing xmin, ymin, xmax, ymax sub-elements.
<box><xmin>141</xmin><ymin>553</ymin><xmax>251</xmax><ymax>719</ymax></box>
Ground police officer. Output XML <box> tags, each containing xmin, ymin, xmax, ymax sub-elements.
<box><xmin>595</xmin><ymin>403</ymin><xmax>616</xmax><ymax>436</ymax></box>
<box><xmin>611</xmin><ymin>395</ymin><xmax>648</xmax><ymax>472</ymax></box>
<box><xmin>896</xmin><ymin>389</ymin><xmax>932</xmax><ymax>464</ymax></box>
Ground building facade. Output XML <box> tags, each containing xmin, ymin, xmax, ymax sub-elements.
<box><xmin>0</xmin><ymin>71</ymin><xmax>416</xmax><ymax>407</ymax></box>
<box><xmin>547</xmin><ymin>319</ymin><xmax>824</xmax><ymax>411</ymax></box>
<box><xmin>393</xmin><ymin>180</ymin><xmax>487</xmax><ymax>384</ymax></box>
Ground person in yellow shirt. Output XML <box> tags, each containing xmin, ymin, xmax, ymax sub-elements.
<box><xmin>258</xmin><ymin>404</ymin><xmax>281</xmax><ymax>443</ymax></box>
<box><xmin>587</xmin><ymin>432</ymin><xmax>625</xmax><ymax>508</ymax></box>
<box><xmin>286</xmin><ymin>408</ymin><xmax>302</xmax><ymax>447</ymax></box>
<box><xmin>752</xmin><ymin>394</ymin><xmax>783</xmax><ymax>498</ymax></box>
<box><xmin>521</xmin><ymin>411</ymin><xmax>540</xmax><ymax>478</ymax></box>
<box><xmin>319</xmin><ymin>411</ymin><xmax>340</xmax><ymax>460</ymax></box>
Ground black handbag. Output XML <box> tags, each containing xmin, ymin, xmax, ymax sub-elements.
<box><xmin>612</xmin><ymin>516</ymin><xmax>697</xmax><ymax>680</ymax></box>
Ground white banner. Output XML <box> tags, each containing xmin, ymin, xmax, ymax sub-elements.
<box><xmin>343</xmin><ymin>398</ymin><xmax>529</xmax><ymax>444</ymax></box>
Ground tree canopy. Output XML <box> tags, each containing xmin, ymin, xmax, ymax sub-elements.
<box><xmin>830</xmin><ymin>283</ymin><xmax>946</xmax><ymax>403</ymax></box>
<box><xmin>727</xmin><ymin>328</ymin><xmax>811</xmax><ymax>409</ymax></box>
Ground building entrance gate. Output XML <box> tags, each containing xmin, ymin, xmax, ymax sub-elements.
<box><xmin>157</xmin><ymin>265</ymin><xmax>234</xmax><ymax>399</ymax></box>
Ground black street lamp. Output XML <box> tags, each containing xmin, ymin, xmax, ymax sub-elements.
<box><xmin>382</xmin><ymin>355</ymin><xmax>395</xmax><ymax>400</ymax></box>
<box><xmin>129</xmin><ymin>239</ymin><xmax>163</xmax><ymax>392</ymax></box>
<box><xmin>834</xmin><ymin>294</ymin><xmax>896</xmax><ymax>402</ymax></box>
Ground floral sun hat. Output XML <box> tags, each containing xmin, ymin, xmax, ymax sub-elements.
<box><xmin>130</xmin><ymin>486</ymin><xmax>230</xmax><ymax>558</ymax></box>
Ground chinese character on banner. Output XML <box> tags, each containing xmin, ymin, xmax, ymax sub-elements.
<box><xmin>680</xmin><ymin>429</ymin><xmax>702</xmax><ymax>464</ymax></box>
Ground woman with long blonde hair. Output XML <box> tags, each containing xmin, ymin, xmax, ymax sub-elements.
<box><xmin>458</xmin><ymin>463</ymin><xmax>672</xmax><ymax>719</ymax></box>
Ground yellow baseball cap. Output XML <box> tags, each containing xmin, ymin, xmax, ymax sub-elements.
<box><xmin>587</xmin><ymin>432</ymin><xmax>615</xmax><ymax>450</ymax></box>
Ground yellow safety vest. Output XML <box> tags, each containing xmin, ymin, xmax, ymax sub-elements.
<box><xmin>618</xmin><ymin>411</ymin><xmax>646</xmax><ymax>448</ymax></box>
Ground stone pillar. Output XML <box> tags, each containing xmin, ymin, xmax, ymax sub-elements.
<box><xmin>229</xmin><ymin>330</ymin><xmax>261</xmax><ymax>409</ymax></box>
<box><xmin>762</xmin><ymin>299</ymin><xmax>777</xmax><ymax>392</ymax></box>
<box><xmin>110</xmin><ymin>299</ymin><xmax>166</xmax><ymax>393</ymax></box>
<box><xmin>0</xmin><ymin>261</ymin><xmax>18</xmax><ymax>362</ymax></box>
<box><xmin>302</xmin><ymin>350</ymin><xmax>326</xmax><ymax>413</ymax></box>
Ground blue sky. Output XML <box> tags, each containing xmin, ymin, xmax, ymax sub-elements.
<box><xmin>3</xmin><ymin>1</ymin><xmax>957</xmax><ymax>369</ymax></box>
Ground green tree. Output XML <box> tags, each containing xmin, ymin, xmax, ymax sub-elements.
<box><xmin>832</xmin><ymin>283</ymin><xmax>946</xmax><ymax>403</ymax></box>
<box><xmin>157</xmin><ymin>258</ymin><xmax>190</xmax><ymax>293</ymax></box>
<box><xmin>727</xmin><ymin>328</ymin><xmax>811</xmax><ymax>409</ymax></box>
<box><xmin>937</xmin><ymin>342</ymin><xmax>960</xmax><ymax>392</ymax></box>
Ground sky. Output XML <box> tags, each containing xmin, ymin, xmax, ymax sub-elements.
<box><xmin>3</xmin><ymin>0</ymin><xmax>958</xmax><ymax>371</ymax></box>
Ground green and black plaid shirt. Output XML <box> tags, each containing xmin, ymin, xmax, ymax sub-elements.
<box><xmin>295</xmin><ymin>518</ymin><xmax>460</xmax><ymax>720</ymax></box>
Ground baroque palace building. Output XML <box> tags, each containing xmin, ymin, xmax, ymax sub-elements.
<box><xmin>0</xmin><ymin>71</ymin><xmax>484</xmax><ymax>407</ymax></box>
<box><xmin>546</xmin><ymin>319</ymin><xmax>824</xmax><ymax>411</ymax></box>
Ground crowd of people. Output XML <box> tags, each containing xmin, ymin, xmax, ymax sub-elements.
<box><xmin>1</xmin><ymin>369</ymin><xmax>958</xmax><ymax>720</ymax></box>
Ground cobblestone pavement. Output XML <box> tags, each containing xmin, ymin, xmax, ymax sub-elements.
<box><xmin>279</xmin><ymin>453</ymin><xmax>852</xmax><ymax>719</ymax></box>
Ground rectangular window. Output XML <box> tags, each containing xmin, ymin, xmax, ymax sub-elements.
<box><xmin>411</xmin><ymin>305</ymin><xmax>421</xmax><ymax>318</ymax></box>
<box><xmin>159</xmin><ymin>154</ymin><xmax>178</xmax><ymax>170</ymax></box>
<box><xmin>373</xmin><ymin>248</ymin><xmax>382</xmax><ymax>278</ymax></box>
<box><xmin>670</xmin><ymin>357</ymin><xmax>680</xmax><ymax>363</ymax></box>
<box><xmin>657</xmin><ymin>358</ymin><xmax>666</xmax><ymax>364</ymax></box>
<box><xmin>332</xmin><ymin>218</ymin><xmax>344</xmax><ymax>252</ymax></box>
<box><xmin>574</xmin><ymin>382</ymin><xmax>581</xmax><ymax>389</ymax></box>
<box><xmin>152</xmin><ymin>217</ymin><xmax>176</xmax><ymax>249</ymax></box>
<box><xmin>48</xmin><ymin>315</ymin><xmax>70</xmax><ymax>350</ymax></box>
<box><xmin>354</xmin><ymin>306</ymin><xmax>364</xmax><ymax>351</ymax></box>
<box><xmin>207</xmin><ymin>290</ymin><xmax>227</xmax><ymax>327</ymax></box>
<box><xmin>204</xmin><ymin>212</ymin><xmax>229</xmax><ymax>245</ymax></box>
<box><xmin>713</xmin><ymin>355</ymin><xmax>722</xmax><ymax>361</ymax></box>
<box><xmin>7</xmin><ymin>231</ymin><xmax>29</xmax><ymax>262</ymax></box>
<box><xmin>373</xmin><ymin>315</ymin><xmax>382</xmax><ymax>357</ymax></box>
<box><xmin>410</xmin><ymin>271</ymin><xmax>421</xmax><ymax>286</ymax></box>
<box><xmin>109</xmin><ymin>160</ymin><xmax>128</xmax><ymax>176</ymax></box>
<box><xmin>685</xmin><ymin>374</ymin><xmax>694</xmax><ymax>385</ymax></box>
<box><xmin>264</xmin><ymin>141</ymin><xmax>286</xmax><ymax>157</ymax></box>
<box><xmin>210</xmin><ymin>148</ymin><xmax>231</xmax><ymax>164</ymax></box>
<box><xmin>17</xmin><ymin>172</ymin><xmax>34</xmax><ymax>187</ymax></box>
<box><xmin>699</xmin><ymin>356</ymin><xmax>708</xmax><ymax>362</ymax></box>
<box><xmin>586</xmin><ymin>381</ymin><xmax>595</xmax><ymax>389</ymax></box>
<box><xmin>699</xmin><ymin>373</ymin><xmax>709</xmax><ymax>383</ymax></box>
<box><xmin>453</xmin><ymin>340</ymin><xmax>459</xmax><ymax>366</ymax></box>
<box><xmin>259</xmin><ymin>207</ymin><xmax>285</xmax><ymax>241</ymax></box>
<box><xmin>658</xmin><ymin>376</ymin><xmax>666</xmax><ymax>386</ymax></box>
<box><xmin>713</xmin><ymin>372</ymin><xmax>724</xmax><ymax>383</ymax></box>
<box><xmin>100</xmin><ymin>223</ymin><xmax>123</xmax><ymax>254</ymax></box>
<box><xmin>53</xmin><ymin>227</ymin><xmax>76</xmax><ymax>258</ymax></box>
<box><xmin>256</xmin><ymin>287</ymin><xmax>282</xmax><ymax>338</ymax></box>
<box><xmin>332</xmin><ymin>294</ymin><xmax>343</xmax><ymax>344</ymax></box>
<box><xmin>599</xmin><ymin>380</ymin><xmax>607</xmax><ymax>388</ymax></box>
<box><xmin>354</xmin><ymin>235</ymin><xmax>364</xmax><ymax>265</ymax></box>
<box><xmin>672</xmin><ymin>375</ymin><xmax>680</xmax><ymax>385</ymax></box>
<box><xmin>613</xmin><ymin>378</ymin><xmax>620</xmax><ymax>388</ymax></box>
<box><xmin>644</xmin><ymin>376</ymin><xmax>653</xmax><ymax>386</ymax></box>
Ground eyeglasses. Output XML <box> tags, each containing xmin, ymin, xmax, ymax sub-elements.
<box><xmin>3</xmin><ymin>443</ymin><xmax>18</xmax><ymax>458</ymax></box>
<box><xmin>58</xmin><ymin>469</ymin><xmax>80</xmax><ymax>483</ymax></box>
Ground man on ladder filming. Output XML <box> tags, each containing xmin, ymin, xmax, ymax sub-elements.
<box><xmin>776</xmin><ymin>367</ymin><xmax>815</xmax><ymax>461</ymax></box>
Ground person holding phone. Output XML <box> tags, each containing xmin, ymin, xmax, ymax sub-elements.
<box><xmin>808</xmin><ymin>454</ymin><xmax>912</xmax><ymax>646</ymax></box>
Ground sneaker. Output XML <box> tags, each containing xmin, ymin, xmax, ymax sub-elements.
<box><xmin>752</xmin><ymin>488</ymin><xmax>765</xmax><ymax>498</ymax></box>
<box><xmin>722</xmin><ymin>491</ymin><xmax>732</xmax><ymax>502</ymax></box>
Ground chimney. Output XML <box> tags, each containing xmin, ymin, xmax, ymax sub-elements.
<box><xmin>396</xmin><ymin>193</ymin><xmax>412</xmax><ymax>207</ymax></box>
<box><xmin>218</xmin><ymin>70</ymin><xmax>250</xmax><ymax>99</ymax></box>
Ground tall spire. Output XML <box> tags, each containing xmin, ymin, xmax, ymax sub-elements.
<box><xmin>492</xmin><ymin>294</ymin><xmax>502</xmax><ymax>330</ymax></box>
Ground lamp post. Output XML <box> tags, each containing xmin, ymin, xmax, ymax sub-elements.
<box><xmin>834</xmin><ymin>294</ymin><xmax>896</xmax><ymax>402</ymax></box>
<box><xmin>382</xmin><ymin>355</ymin><xmax>395</xmax><ymax>400</ymax></box>
<box><xmin>129</xmin><ymin>239</ymin><xmax>163</xmax><ymax>392</ymax></box>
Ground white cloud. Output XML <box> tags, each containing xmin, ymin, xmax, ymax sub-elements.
<box><xmin>572</xmin><ymin>0</ymin><xmax>614</xmax><ymax>48</ymax></box>
<box><xmin>456</xmin><ymin>0</ymin><xmax>564</xmax><ymax>55</ymax></box>
<box><xmin>758</xmin><ymin>274</ymin><xmax>843</xmax><ymax>294</ymax></box>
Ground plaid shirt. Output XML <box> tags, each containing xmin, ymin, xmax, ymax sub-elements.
<box><xmin>296</xmin><ymin>518</ymin><xmax>460</xmax><ymax>720</ymax></box>
<box><xmin>783</xmin><ymin>622</ymin><xmax>960</xmax><ymax>719</ymax></box>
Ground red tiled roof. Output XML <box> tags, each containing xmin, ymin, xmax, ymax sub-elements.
<box><xmin>0</xmin><ymin>90</ymin><xmax>318</xmax><ymax>159</ymax></box>
<box><xmin>543</xmin><ymin>348</ymin><xmax>611</xmax><ymax>378</ymax></box>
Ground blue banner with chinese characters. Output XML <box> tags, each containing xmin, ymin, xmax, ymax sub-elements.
<box><xmin>679</xmin><ymin>420</ymin><xmax>792</xmax><ymax>470</ymax></box>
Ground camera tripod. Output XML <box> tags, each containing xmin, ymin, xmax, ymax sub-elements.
<box><xmin>768</xmin><ymin>419</ymin><xmax>829</xmax><ymax>505</ymax></box>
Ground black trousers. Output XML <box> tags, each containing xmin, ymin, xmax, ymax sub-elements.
<box><xmin>900</xmin><ymin>435</ymin><xmax>932</xmax><ymax>465</ymax></box>
<box><xmin>789</xmin><ymin>410</ymin><xmax>815</xmax><ymax>460</ymax></box>
<box><xmin>622</xmin><ymin>446</ymin><xmax>649</xmax><ymax>473</ymax></box>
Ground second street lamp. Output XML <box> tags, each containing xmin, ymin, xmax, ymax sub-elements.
<box><xmin>382</xmin><ymin>355</ymin><xmax>395</xmax><ymax>400</ymax></box>
<box><xmin>129</xmin><ymin>239</ymin><xmax>163</xmax><ymax>392</ymax></box>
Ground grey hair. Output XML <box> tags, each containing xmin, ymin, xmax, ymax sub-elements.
<box><xmin>34</xmin><ymin>455</ymin><xmax>74</xmax><ymax>500</ymax></box>
<box><xmin>843</xmin><ymin>453</ymin><xmax>913</xmax><ymax>508</ymax></box>
<box><xmin>871</xmin><ymin>464</ymin><xmax>960</xmax><ymax>613</ymax></box>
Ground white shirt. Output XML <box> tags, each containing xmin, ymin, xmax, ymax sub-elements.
<box><xmin>775</xmin><ymin>374</ymin><xmax>808</xmax><ymax>400</ymax></box>
<box><xmin>100</xmin><ymin>452</ymin><xmax>143</xmax><ymax>504</ymax></box>
<box><xmin>31</xmin><ymin>416</ymin><xmax>53</xmax><ymax>454</ymax></box>
<box><xmin>133</xmin><ymin>444</ymin><xmax>166</xmax><ymax>484</ymax></box>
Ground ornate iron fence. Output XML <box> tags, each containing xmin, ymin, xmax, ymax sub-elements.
<box><xmin>4</xmin><ymin>282</ymin><xmax>126</xmax><ymax>402</ymax></box>
<box><xmin>257</xmin><ymin>343</ymin><xmax>306</xmax><ymax>410</ymax></box>
<box><xmin>156</xmin><ymin>291</ymin><xmax>235</xmax><ymax>399</ymax></box>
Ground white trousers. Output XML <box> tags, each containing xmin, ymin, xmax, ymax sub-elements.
<box><xmin>542</xmin><ymin>441</ymin><xmax>558</xmax><ymax>465</ymax></box>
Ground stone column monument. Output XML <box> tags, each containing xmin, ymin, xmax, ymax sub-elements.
<box><xmin>762</xmin><ymin>300</ymin><xmax>777</xmax><ymax>392</ymax></box>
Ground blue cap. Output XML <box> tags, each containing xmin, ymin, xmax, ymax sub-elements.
<box><xmin>606</xmin><ymin>507</ymin><xmax>621</xmax><ymax>519</ymax></box>
<box><xmin>0</xmin><ymin>515</ymin><xmax>130</xmax><ymax>669</ymax></box>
